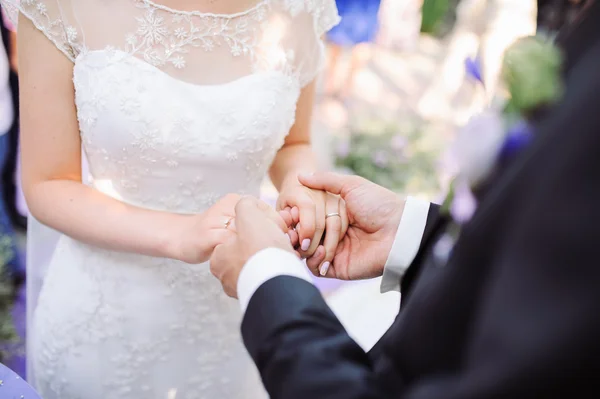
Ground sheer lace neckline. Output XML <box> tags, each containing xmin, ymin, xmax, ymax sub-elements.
<box><xmin>139</xmin><ymin>0</ymin><xmax>270</xmax><ymax>18</ymax></box>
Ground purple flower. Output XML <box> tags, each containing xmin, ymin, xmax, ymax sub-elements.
<box><xmin>433</xmin><ymin>233</ymin><xmax>455</xmax><ymax>263</ymax></box>
<box><xmin>499</xmin><ymin>120</ymin><xmax>533</xmax><ymax>159</ymax></box>
<box><xmin>372</xmin><ymin>150</ymin><xmax>389</xmax><ymax>168</ymax></box>
<box><xmin>336</xmin><ymin>140</ymin><xmax>351</xmax><ymax>158</ymax></box>
<box><xmin>465</xmin><ymin>56</ymin><xmax>484</xmax><ymax>86</ymax></box>
<box><xmin>450</xmin><ymin>110</ymin><xmax>505</xmax><ymax>185</ymax></box>
<box><xmin>390</xmin><ymin>134</ymin><xmax>407</xmax><ymax>152</ymax></box>
<box><xmin>450</xmin><ymin>179</ymin><xmax>478</xmax><ymax>224</ymax></box>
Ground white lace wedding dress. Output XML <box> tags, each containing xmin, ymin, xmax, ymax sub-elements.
<box><xmin>2</xmin><ymin>0</ymin><xmax>339</xmax><ymax>397</ymax></box>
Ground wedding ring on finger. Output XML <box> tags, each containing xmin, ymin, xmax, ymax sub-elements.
<box><xmin>325</xmin><ymin>212</ymin><xmax>341</xmax><ymax>219</ymax></box>
<box><xmin>224</xmin><ymin>217</ymin><xmax>234</xmax><ymax>229</ymax></box>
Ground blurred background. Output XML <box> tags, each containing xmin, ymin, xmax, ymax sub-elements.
<box><xmin>0</xmin><ymin>0</ymin><xmax>541</xmax><ymax>378</ymax></box>
<box><xmin>266</xmin><ymin>0</ymin><xmax>537</xmax><ymax>351</ymax></box>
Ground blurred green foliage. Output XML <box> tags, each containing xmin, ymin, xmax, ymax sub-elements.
<box><xmin>420</xmin><ymin>0</ymin><xmax>461</xmax><ymax>38</ymax></box>
<box><xmin>0</xmin><ymin>236</ymin><xmax>18</xmax><ymax>362</ymax></box>
<box><xmin>334</xmin><ymin>120</ymin><xmax>442</xmax><ymax>196</ymax></box>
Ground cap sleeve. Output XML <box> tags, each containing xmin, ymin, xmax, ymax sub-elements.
<box><xmin>2</xmin><ymin>8</ymin><xmax>15</xmax><ymax>31</ymax></box>
<box><xmin>284</xmin><ymin>0</ymin><xmax>340</xmax><ymax>87</ymax></box>
<box><xmin>0</xmin><ymin>0</ymin><xmax>82</xmax><ymax>62</ymax></box>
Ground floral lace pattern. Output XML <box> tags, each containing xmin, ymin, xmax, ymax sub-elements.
<box><xmin>73</xmin><ymin>49</ymin><xmax>297</xmax><ymax>214</ymax></box>
<box><xmin>2</xmin><ymin>0</ymin><xmax>340</xmax><ymax>84</ymax></box>
<box><xmin>127</xmin><ymin>0</ymin><xmax>270</xmax><ymax>69</ymax></box>
<box><xmin>4</xmin><ymin>0</ymin><xmax>81</xmax><ymax>61</ymax></box>
<box><xmin>0</xmin><ymin>0</ymin><xmax>340</xmax><ymax>397</ymax></box>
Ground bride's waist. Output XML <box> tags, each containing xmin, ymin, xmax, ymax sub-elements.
<box><xmin>88</xmin><ymin>177</ymin><xmax>261</xmax><ymax>215</ymax></box>
<box><xmin>50</xmin><ymin>235</ymin><xmax>205</xmax><ymax>278</ymax></box>
<box><xmin>38</xmin><ymin>236</ymin><xmax>239</xmax><ymax>326</ymax></box>
<box><xmin>40</xmin><ymin>235</ymin><xmax>228</xmax><ymax>307</ymax></box>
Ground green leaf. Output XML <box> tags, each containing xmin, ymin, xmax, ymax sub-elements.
<box><xmin>421</xmin><ymin>0</ymin><xmax>449</xmax><ymax>34</ymax></box>
<box><xmin>440</xmin><ymin>178</ymin><xmax>456</xmax><ymax>215</ymax></box>
<box><xmin>502</xmin><ymin>36</ymin><xmax>564</xmax><ymax>112</ymax></box>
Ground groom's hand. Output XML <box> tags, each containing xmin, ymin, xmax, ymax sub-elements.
<box><xmin>210</xmin><ymin>196</ymin><xmax>295</xmax><ymax>298</ymax></box>
<box><xmin>298</xmin><ymin>172</ymin><xmax>405</xmax><ymax>280</ymax></box>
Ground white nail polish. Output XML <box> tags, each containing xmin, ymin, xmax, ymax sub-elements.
<box><xmin>301</xmin><ymin>239</ymin><xmax>311</xmax><ymax>251</ymax></box>
<box><xmin>319</xmin><ymin>262</ymin><xmax>330</xmax><ymax>276</ymax></box>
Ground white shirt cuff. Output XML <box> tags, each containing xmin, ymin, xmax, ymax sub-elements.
<box><xmin>237</xmin><ymin>248</ymin><xmax>313</xmax><ymax>313</ymax></box>
<box><xmin>380</xmin><ymin>197</ymin><xmax>431</xmax><ymax>293</ymax></box>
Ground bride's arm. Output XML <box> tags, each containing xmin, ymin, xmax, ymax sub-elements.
<box><xmin>18</xmin><ymin>15</ymin><xmax>234</xmax><ymax>263</ymax></box>
<box><xmin>269</xmin><ymin>80</ymin><xmax>319</xmax><ymax>190</ymax></box>
<box><xmin>269</xmin><ymin>80</ymin><xmax>348</xmax><ymax>272</ymax></box>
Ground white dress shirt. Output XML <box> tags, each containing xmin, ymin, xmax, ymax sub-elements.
<box><xmin>237</xmin><ymin>197</ymin><xmax>431</xmax><ymax>313</ymax></box>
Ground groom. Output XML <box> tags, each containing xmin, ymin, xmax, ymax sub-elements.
<box><xmin>210</xmin><ymin>3</ymin><xmax>600</xmax><ymax>398</ymax></box>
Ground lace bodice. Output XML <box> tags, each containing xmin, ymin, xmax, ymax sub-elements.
<box><xmin>5</xmin><ymin>0</ymin><xmax>339</xmax><ymax>85</ymax></box>
<box><xmin>3</xmin><ymin>0</ymin><xmax>339</xmax><ymax>213</ymax></box>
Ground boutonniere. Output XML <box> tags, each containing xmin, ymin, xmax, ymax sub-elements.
<box><xmin>434</xmin><ymin>35</ymin><xmax>564</xmax><ymax>262</ymax></box>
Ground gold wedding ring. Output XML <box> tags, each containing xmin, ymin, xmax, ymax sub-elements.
<box><xmin>224</xmin><ymin>217</ymin><xmax>234</xmax><ymax>228</ymax></box>
<box><xmin>325</xmin><ymin>212</ymin><xmax>341</xmax><ymax>219</ymax></box>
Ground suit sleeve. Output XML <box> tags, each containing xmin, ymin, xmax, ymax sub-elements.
<box><xmin>242</xmin><ymin>276</ymin><xmax>388</xmax><ymax>399</ymax></box>
<box><xmin>241</xmin><ymin>203</ymin><xmax>442</xmax><ymax>399</ymax></box>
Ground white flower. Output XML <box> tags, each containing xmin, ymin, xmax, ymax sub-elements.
<box><xmin>65</xmin><ymin>26</ymin><xmax>78</xmax><ymax>43</ymax></box>
<box><xmin>174</xmin><ymin>28</ymin><xmax>188</xmax><ymax>39</ymax></box>
<box><xmin>136</xmin><ymin>12</ymin><xmax>168</xmax><ymax>45</ymax></box>
<box><xmin>126</xmin><ymin>33</ymin><xmax>138</xmax><ymax>47</ymax></box>
<box><xmin>231</xmin><ymin>43</ymin><xmax>242</xmax><ymax>57</ymax></box>
<box><xmin>170</xmin><ymin>56</ymin><xmax>186</xmax><ymax>69</ymax></box>
<box><xmin>201</xmin><ymin>40</ymin><xmax>215</xmax><ymax>52</ymax></box>
<box><xmin>36</xmin><ymin>2</ymin><xmax>47</xmax><ymax>14</ymax></box>
<box><xmin>450</xmin><ymin>110</ymin><xmax>505</xmax><ymax>186</ymax></box>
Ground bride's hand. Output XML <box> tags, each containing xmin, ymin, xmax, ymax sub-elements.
<box><xmin>172</xmin><ymin>194</ymin><xmax>240</xmax><ymax>264</ymax></box>
<box><xmin>277</xmin><ymin>179</ymin><xmax>348</xmax><ymax>275</ymax></box>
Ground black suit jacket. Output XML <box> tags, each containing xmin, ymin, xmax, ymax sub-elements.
<box><xmin>241</xmin><ymin>5</ymin><xmax>600</xmax><ymax>398</ymax></box>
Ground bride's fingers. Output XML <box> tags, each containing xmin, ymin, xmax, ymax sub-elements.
<box><xmin>293</xmin><ymin>196</ymin><xmax>317</xmax><ymax>253</ymax></box>
<box><xmin>259</xmin><ymin>206</ymin><xmax>289</xmax><ymax>233</ymax></box>
<box><xmin>319</xmin><ymin>209</ymin><xmax>342</xmax><ymax>276</ymax></box>
<box><xmin>298</xmin><ymin>194</ymin><xmax>325</xmax><ymax>257</ymax></box>
<box><xmin>278</xmin><ymin>209</ymin><xmax>294</xmax><ymax>229</ymax></box>
<box><xmin>226</xmin><ymin>218</ymin><xmax>236</xmax><ymax>232</ymax></box>
<box><xmin>287</xmin><ymin>228</ymin><xmax>299</xmax><ymax>247</ymax></box>
<box><xmin>291</xmin><ymin>206</ymin><xmax>300</xmax><ymax>224</ymax></box>
<box><xmin>306</xmin><ymin>245</ymin><xmax>326</xmax><ymax>275</ymax></box>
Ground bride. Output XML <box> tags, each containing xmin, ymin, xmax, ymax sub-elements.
<box><xmin>2</xmin><ymin>0</ymin><xmax>346</xmax><ymax>397</ymax></box>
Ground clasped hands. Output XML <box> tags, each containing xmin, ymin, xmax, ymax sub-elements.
<box><xmin>209</xmin><ymin>172</ymin><xmax>405</xmax><ymax>298</ymax></box>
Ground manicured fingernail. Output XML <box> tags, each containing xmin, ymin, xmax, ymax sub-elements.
<box><xmin>301</xmin><ymin>239</ymin><xmax>311</xmax><ymax>251</ymax></box>
<box><xmin>319</xmin><ymin>262</ymin><xmax>330</xmax><ymax>276</ymax></box>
